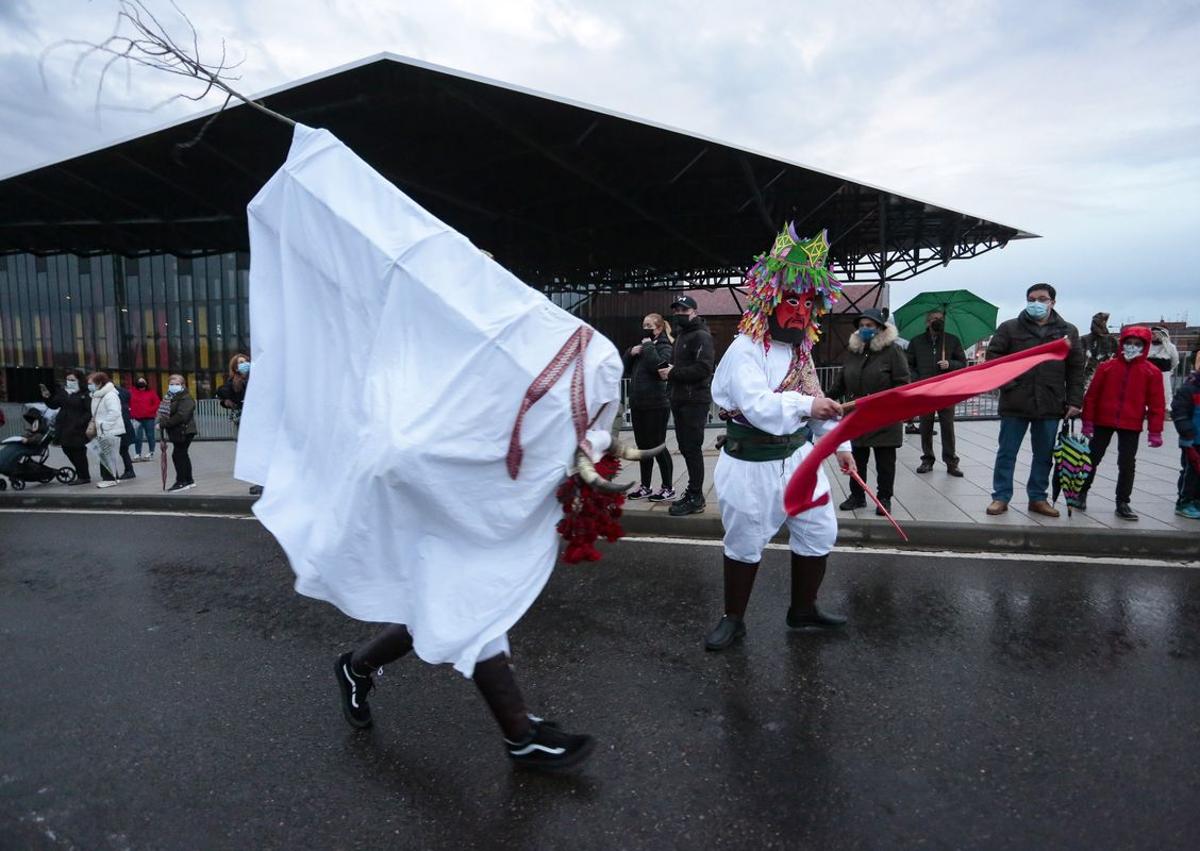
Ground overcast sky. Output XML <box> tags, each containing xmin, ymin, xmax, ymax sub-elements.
<box><xmin>3</xmin><ymin>0</ymin><xmax>1198</xmax><ymax>332</ymax></box>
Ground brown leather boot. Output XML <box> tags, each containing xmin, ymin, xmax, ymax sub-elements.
<box><xmin>1028</xmin><ymin>500</ymin><xmax>1060</xmax><ymax>518</ymax></box>
<box><xmin>986</xmin><ymin>500</ymin><xmax>1008</xmax><ymax>515</ymax></box>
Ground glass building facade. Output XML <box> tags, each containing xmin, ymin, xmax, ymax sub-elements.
<box><xmin>0</xmin><ymin>251</ymin><xmax>251</xmax><ymax>401</ymax></box>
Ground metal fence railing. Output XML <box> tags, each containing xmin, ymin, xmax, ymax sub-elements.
<box><xmin>0</xmin><ymin>403</ymin><xmax>24</xmax><ymax>441</ymax></box>
<box><xmin>193</xmin><ymin>399</ymin><xmax>238</xmax><ymax>441</ymax></box>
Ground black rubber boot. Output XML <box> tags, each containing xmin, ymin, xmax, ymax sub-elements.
<box><xmin>786</xmin><ymin>553</ymin><xmax>847</xmax><ymax>629</ymax></box>
<box><xmin>704</xmin><ymin>557</ymin><xmax>759</xmax><ymax>651</ymax></box>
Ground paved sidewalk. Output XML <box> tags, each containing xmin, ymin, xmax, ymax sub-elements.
<box><xmin>3</xmin><ymin>422</ymin><xmax>1197</xmax><ymax>558</ymax></box>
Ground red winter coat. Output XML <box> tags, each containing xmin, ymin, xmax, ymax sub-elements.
<box><xmin>129</xmin><ymin>385</ymin><xmax>163</xmax><ymax>420</ymax></box>
<box><xmin>1082</xmin><ymin>326</ymin><xmax>1165</xmax><ymax>434</ymax></box>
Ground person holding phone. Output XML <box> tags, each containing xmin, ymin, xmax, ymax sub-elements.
<box><xmin>624</xmin><ymin>313</ymin><xmax>676</xmax><ymax>501</ymax></box>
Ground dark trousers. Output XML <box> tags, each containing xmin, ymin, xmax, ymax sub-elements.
<box><xmin>63</xmin><ymin>446</ymin><xmax>90</xmax><ymax>481</ymax></box>
<box><xmin>171</xmin><ymin>435</ymin><xmax>195</xmax><ymax>484</ymax></box>
<box><xmin>1082</xmin><ymin>426</ymin><xmax>1138</xmax><ymax>503</ymax></box>
<box><xmin>850</xmin><ymin>446</ymin><xmax>897</xmax><ymax>499</ymax></box>
<box><xmin>671</xmin><ymin>402</ymin><xmax>708</xmax><ymax>496</ymax></box>
<box><xmin>920</xmin><ymin>406</ymin><xmax>958</xmax><ymax>465</ymax></box>
<box><xmin>119</xmin><ymin>432</ymin><xmax>134</xmax><ymax>475</ymax></box>
<box><xmin>1179</xmin><ymin>449</ymin><xmax>1200</xmax><ymax>505</ymax></box>
<box><xmin>631</xmin><ymin>407</ymin><xmax>673</xmax><ymax>489</ymax></box>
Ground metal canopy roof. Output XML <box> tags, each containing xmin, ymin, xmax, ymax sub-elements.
<box><xmin>0</xmin><ymin>53</ymin><xmax>1035</xmax><ymax>292</ymax></box>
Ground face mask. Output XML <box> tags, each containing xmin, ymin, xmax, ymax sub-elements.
<box><xmin>168</xmin><ymin>384</ymin><xmax>183</xmax><ymax>395</ymax></box>
<box><xmin>136</xmin><ymin>382</ymin><xmax>147</xmax><ymax>389</ymax></box>
<box><xmin>930</xmin><ymin>319</ymin><xmax>944</xmax><ymax>332</ymax></box>
<box><xmin>237</xmin><ymin>362</ymin><xmax>251</xmax><ymax>375</ymax></box>
<box><xmin>642</xmin><ymin>327</ymin><xmax>654</xmax><ymax>337</ymax></box>
<box><xmin>65</xmin><ymin>381</ymin><xmax>79</xmax><ymax>393</ymax></box>
<box><xmin>1025</xmin><ymin>301</ymin><xmax>1049</xmax><ymax>319</ymax></box>
<box><xmin>859</xmin><ymin>327</ymin><xmax>877</xmax><ymax>342</ymax></box>
<box><xmin>1122</xmin><ymin>342</ymin><xmax>1144</xmax><ymax>361</ymax></box>
<box><xmin>87</xmin><ymin>383</ymin><xmax>97</xmax><ymax>393</ymax></box>
<box><xmin>670</xmin><ymin>314</ymin><xmax>686</xmax><ymax>327</ymax></box>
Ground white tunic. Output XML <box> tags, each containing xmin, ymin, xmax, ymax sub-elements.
<box><xmin>236</xmin><ymin>125</ymin><xmax>622</xmax><ymax>676</ymax></box>
<box><xmin>711</xmin><ymin>334</ymin><xmax>850</xmax><ymax>561</ymax></box>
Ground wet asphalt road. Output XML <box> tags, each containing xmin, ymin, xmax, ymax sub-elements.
<box><xmin>1</xmin><ymin>512</ymin><xmax>1199</xmax><ymax>850</ymax></box>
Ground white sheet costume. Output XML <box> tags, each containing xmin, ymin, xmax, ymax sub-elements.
<box><xmin>712</xmin><ymin>334</ymin><xmax>849</xmax><ymax>562</ymax></box>
<box><xmin>236</xmin><ymin>125</ymin><xmax>622</xmax><ymax>677</ymax></box>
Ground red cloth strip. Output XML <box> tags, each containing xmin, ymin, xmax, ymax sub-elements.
<box><xmin>784</xmin><ymin>337</ymin><xmax>1071</xmax><ymax>515</ymax></box>
<box><xmin>507</xmin><ymin>326</ymin><xmax>593</xmax><ymax>479</ymax></box>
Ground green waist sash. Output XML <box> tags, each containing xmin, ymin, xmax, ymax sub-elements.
<box><xmin>721</xmin><ymin>420</ymin><xmax>813</xmax><ymax>462</ymax></box>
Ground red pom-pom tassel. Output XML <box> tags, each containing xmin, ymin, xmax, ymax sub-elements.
<box><xmin>557</xmin><ymin>454</ymin><xmax>626</xmax><ymax>564</ymax></box>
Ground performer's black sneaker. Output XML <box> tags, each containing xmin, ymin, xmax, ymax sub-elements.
<box><xmin>506</xmin><ymin>720</ymin><xmax>595</xmax><ymax>771</ymax></box>
<box><xmin>335</xmin><ymin>652</ymin><xmax>375</xmax><ymax>729</ymax></box>
<box><xmin>786</xmin><ymin>606</ymin><xmax>848</xmax><ymax>629</ymax></box>
<box><xmin>704</xmin><ymin>615</ymin><xmax>746</xmax><ymax>651</ymax></box>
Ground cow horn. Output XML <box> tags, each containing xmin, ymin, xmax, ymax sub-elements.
<box><xmin>606</xmin><ymin>405</ymin><xmax>667</xmax><ymax>461</ymax></box>
<box><xmin>612</xmin><ymin>441</ymin><xmax>666</xmax><ymax>461</ymax></box>
<box><xmin>574</xmin><ymin>449</ymin><xmax>634</xmax><ymax>494</ymax></box>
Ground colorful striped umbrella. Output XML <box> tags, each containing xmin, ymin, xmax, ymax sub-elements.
<box><xmin>1053</xmin><ymin>420</ymin><xmax>1091</xmax><ymax>516</ymax></box>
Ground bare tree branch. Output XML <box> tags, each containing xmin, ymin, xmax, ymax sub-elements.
<box><xmin>40</xmin><ymin>0</ymin><xmax>294</xmax><ymax>153</ymax></box>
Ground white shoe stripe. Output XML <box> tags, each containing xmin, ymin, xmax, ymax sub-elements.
<box><xmin>341</xmin><ymin>663</ymin><xmax>360</xmax><ymax>709</ymax></box>
<box><xmin>509</xmin><ymin>742</ymin><xmax>567</xmax><ymax>757</ymax></box>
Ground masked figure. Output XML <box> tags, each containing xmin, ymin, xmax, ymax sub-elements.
<box><xmin>704</xmin><ymin>226</ymin><xmax>856</xmax><ymax>651</ymax></box>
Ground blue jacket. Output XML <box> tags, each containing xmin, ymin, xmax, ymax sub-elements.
<box><xmin>1171</xmin><ymin>370</ymin><xmax>1200</xmax><ymax>446</ymax></box>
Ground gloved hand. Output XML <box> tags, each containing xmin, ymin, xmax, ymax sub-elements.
<box><xmin>1081</xmin><ymin>421</ymin><xmax>1094</xmax><ymax>438</ymax></box>
<box><xmin>1148</xmin><ymin>433</ymin><xmax>1163</xmax><ymax>448</ymax></box>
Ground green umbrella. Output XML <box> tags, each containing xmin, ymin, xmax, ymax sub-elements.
<box><xmin>893</xmin><ymin>289</ymin><xmax>999</xmax><ymax>351</ymax></box>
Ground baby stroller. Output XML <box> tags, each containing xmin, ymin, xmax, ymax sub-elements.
<box><xmin>0</xmin><ymin>406</ymin><xmax>77</xmax><ymax>491</ymax></box>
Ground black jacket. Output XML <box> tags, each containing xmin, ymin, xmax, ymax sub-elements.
<box><xmin>116</xmin><ymin>385</ymin><xmax>135</xmax><ymax>436</ymax></box>
<box><xmin>45</xmin><ymin>388</ymin><xmax>92</xmax><ymax>448</ymax></box>
<box><xmin>624</xmin><ymin>332</ymin><xmax>674</xmax><ymax>410</ymax></box>
<box><xmin>986</xmin><ymin>310</ymin><xmax>1085</xmax><ymax>419</ymax></box>
<box><xmin>158</xmin><ymin>392</ymin><xmax>199</xmax><ymax>442</ymax></box>
<box><xmin>1081</xmin><ymin>313</ymin><xmax>1117</xmax><ymax>380</ymax></box>
<box><xmin>906</xmin><ymin>330</ymin><xmax>967</xmax><ymax>380</ymax></box>
<box><xmin>668</xmin><ymin>316</ymin><xmax>715</xmax><ymax>405</ymax></box>
<box><xmin>830</xmin><ymin>325</ymin><xmax>910</xmax><ymax>447</ymax></box>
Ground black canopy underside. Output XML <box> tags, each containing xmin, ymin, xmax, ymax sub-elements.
<box><xmin>0</xmin><ymin>55</ymin><xmax>1035</xmax><ymax>292</ymax></box>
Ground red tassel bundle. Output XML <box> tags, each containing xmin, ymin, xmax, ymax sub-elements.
<box><xmin>556</xmin><ymin>454</ymin><xmax>625</xmax><ymax>563</ymax></box>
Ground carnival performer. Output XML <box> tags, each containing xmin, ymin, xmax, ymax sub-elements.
<box><xmin>237</xmin><ymin>125</ymin><xmax>654</xmax><ymax>772</ymax></box>
<box><xmin>705</xmin><ymin>226</ymin><xmax>856</xmax><ymax>651</ymax></box>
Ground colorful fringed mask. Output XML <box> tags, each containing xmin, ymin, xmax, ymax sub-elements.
<box><xmin>737</xmin><ymin>225</ymin><xmax>842</xmax><ymax>351</ymax></box>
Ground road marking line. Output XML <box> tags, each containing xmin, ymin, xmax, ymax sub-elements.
<box><xmin>0</xmin><ymin>508</ymin><xmax>257</xmax><ymax>520</ymax></box>
<box><xmin>618</xmin><ymin>535</ymin><xmax>1199</xmax><ymax>568</ymax></box>
<box><xmin>1</xmin><ymin>510</ymin><xmax>1193</xmax><ymax>568</ymax></box>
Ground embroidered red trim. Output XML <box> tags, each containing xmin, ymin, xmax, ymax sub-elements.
<box><xmin>506</xmin><ymin>326</ymin><xmax>593</xmax><ymax>479</ymax></box>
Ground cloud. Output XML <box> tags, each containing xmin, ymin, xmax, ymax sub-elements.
<box><xmin>0</xmin><ymin>0</ymin><xmax>1197</xmax><ymax>326</ymax></box>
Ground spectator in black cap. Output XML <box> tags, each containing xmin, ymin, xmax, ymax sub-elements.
<box><xmin>660</xmin><ymin>295</ymin><xmax>715</xmax><ymax>516</ymax></box>
<box><xmin>829</xmin><ymin>308</ymin><xmax>910</xmax><ymax>515</ymax></box>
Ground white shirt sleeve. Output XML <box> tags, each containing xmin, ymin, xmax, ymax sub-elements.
<box><xmin>712</xmin><ymin>337</ymin><xmax>813</xmax><ymax>436</ymax></box>
<box><xmin>812</xmin><ymin>415</ymin><xmax>853</xmax><ymax>454</ymax></box>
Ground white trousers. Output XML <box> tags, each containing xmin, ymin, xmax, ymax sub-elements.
<box><xmin>714</xmin><ymin>443</ymin><xmax>838</xmax><ymax>563</ymax></box>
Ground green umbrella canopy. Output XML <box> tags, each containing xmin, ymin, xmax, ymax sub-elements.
<box><xmin>892</xmin><ymin>289</ymin><xmax>999</xmax><ymax>349</ymax></box>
